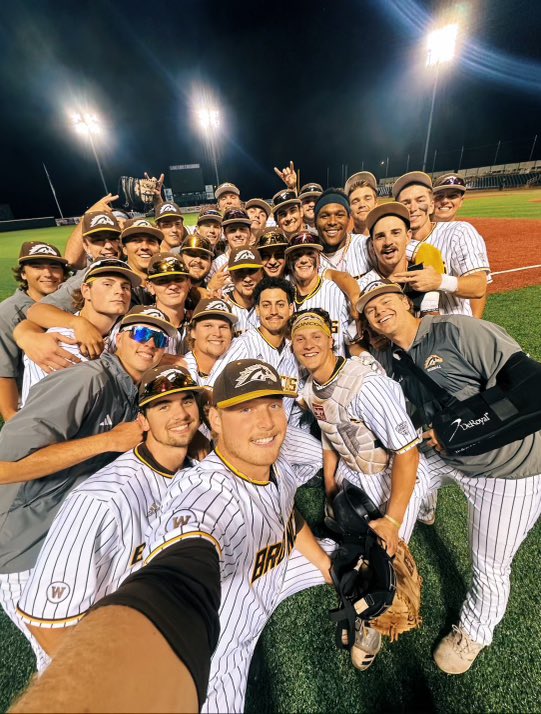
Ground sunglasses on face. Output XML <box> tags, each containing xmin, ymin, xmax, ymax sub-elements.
<box><xmin>152</xmin><ymin>275</ymin><xmax>189</xmax><ymax>286</ymax></box>
<box><xmin>124</xmin><ymin>326</ymin><xmax>169</xmax><ymax>349</ymax></box>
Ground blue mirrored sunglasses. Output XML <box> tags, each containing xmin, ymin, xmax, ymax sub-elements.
<box><xmin>124</xmin><ymin>326</ymin><xmax>169</xmax><ymax>349</ymax></box>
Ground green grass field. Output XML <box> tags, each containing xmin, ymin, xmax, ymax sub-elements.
<box><xmin>1</xmin><ymin>194</ymin><xmax>541</xmax><ymax>712</ymax></box>
<box><xmin>457</xmin><ymin>188</ymin><xmax>541</xmax><ymax>219</ymax></box>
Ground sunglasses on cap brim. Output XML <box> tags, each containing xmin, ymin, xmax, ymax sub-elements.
<box><xmin>139</xmin><ymin>373</ymin><xmax>201</xmax><ymax>407</ymax></box>
<box><xmin>122</xmin><ymin>325</ymin><xmax>170</xmax><ymax>349</ymax></box>
<box><xmin>437</xmin><ymin>176</ymin><xmax>465</xmax><ymax>188</ymax></box>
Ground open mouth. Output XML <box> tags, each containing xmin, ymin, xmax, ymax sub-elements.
<box><xmin>252</xmin><ymin>435</ymin><xmax>277</xmax><ymax>446</ymax></box>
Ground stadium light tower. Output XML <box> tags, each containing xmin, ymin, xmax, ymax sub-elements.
<box><xmin>422</xmin><ymin>23</ymin><xmax>458</xmax><ymax>173</ymax></box>
<box><xmin>197</xmin><ymin>106</ymin><xmax>221</xmax><ymax>187</ymax></box>
<box><xmin>70</xmin><ymin>112</ymin><xmax>109</xmax><ymax>194</ymax></box>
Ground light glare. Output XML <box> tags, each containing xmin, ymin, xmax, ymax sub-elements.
<box><xmin>197</xmin><ymin>107</ymin><xmax>220</xmax><ymax>132</ymax></box>
<box><xmin>426</xmin><ymin>24</ymin><xmax>458</xmax><ymax>66</ymax></box>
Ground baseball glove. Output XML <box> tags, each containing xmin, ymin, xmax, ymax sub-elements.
<box><xmin>371</xmin><ymin>539</ymin><xmax>422</xmax><ymax>641</ymax></box>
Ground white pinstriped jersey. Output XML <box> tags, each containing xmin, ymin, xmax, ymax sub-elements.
<box><xmin>184</xmin><ymin>349</ymin><xmax>234</xmax><ymax>387</ymax></box>
<box><xmin>208</xmin><ymin>251</ymin><xmax>229</xmax><ymax>279</ymax></box>
<box><xmin>223</xmin><ymin>295</ymin><xmax>259</xmax><ymax>335</ymax></box>
<box><xmin>214</xmin><ymin>328</ymin><xmax>300</xmax><ymax>418</ymax></box>
<box><xmin>318</xmin><ymin>234</ymin><xmax>370</xmax><ymax>279</ymax></box>
<box><xmin>17</xmin><ymin>446</ymin><xmax>182</xmax><ymax>629</ymax></box>
<box><xmin>293</xmin><ymin>278</ymin><xmax>352</xmax><ymax>357</ymax></box>
<box><xmin>358</xmin><ymin>268</ymin><xmax>441</xmax><ymax>316</ymax></box>
<box><xmin>144</xmin><ymin>448</ymin><xmax>322</xmax><ymax>714</ymax></box>
<box><xmin>414</xmin><ymin>221</ymin><xmax>491</xmax><ymax>316</ymax></box>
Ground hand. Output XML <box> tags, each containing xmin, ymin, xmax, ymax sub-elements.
<box><xmin>422</xmin><ymin>428</ymin><xmax>444</xmax><ymax>452</ymax></box>
<box><xmin>144</xmin><ymin>172</ymin><xmax>165</xmax><ymax>204</ymax></box>
<box><xmin>20</xmin><ymin>332</ymin><xmax>81</xmax><ymax>373</ymax></box>
<box><xmin>88</xmin><ymin>193</ymin><xmax>119</xmax><ymax>214</ymax></box>
<box><xmin>73</xmin><ymin>318</ymin><xmax>105</xmax><ymax>360</ymax></box>
<box><xmin>366</xmin><ymin>327</ymin><xmax>390</xmax><ymax>352</ymax></box>
<box><xmin>369</xmin><ymin>517</ymin><xmax>399</xmax><ymax>557</ymax></box>
<box><xmin>207</xmin><ymin>266</ymin><xmax>231</xmax><ymax>294</ymax></box>
<box><xmin>273</xmin><ymin>160</ymin><xmax>297</xmax><ymax>190</ymax></box>
<box><xmin>106</xmin><ymin>420</ymin><xmax>145</xmax><ymax>453</ymax></box>
<box><xmin>393</xmin><ymin>266</ymin><xmax>442</xmax><ymax>292</ymax></box>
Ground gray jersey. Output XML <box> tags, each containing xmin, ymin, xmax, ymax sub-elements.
<box><xmin>0</xmin><ymin>289</ymin><xmax>34</xmax><ymax>384</ymax></box>
<box><xmin>40</xmin><ymin>269</ymin><xmax>85</xmax><ymax>313</ymax></box>
<box><xmin>390</xmin><ymin>314</ymin><xmax>541</xmax><ymax>479</ymax></box>
<box><xmin>0</xmin><ymin>353</ymin><xmax>139</xmax><ymax>573</ymax></box>
<box><xmin>18</xmin><ymin>446</ymin><xmax>186</xmax><ymax>628</ymax></box>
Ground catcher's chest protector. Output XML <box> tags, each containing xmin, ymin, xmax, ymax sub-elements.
<box><xmin>307</xmin><ymin>356</ymin><xmax>389</xmax><ymax>474</ymax></box>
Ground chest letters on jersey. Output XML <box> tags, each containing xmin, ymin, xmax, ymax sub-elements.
<box><xmin>281</xmin><ymin>375</ymin><xmax>298</xmax><ymax>393</ymax></box>
<box><xmin>251</xmin><ymin>510</ymin><xmax>296</xmax><ymax>584</ymax></box>
<box><xmin>130</xmin><ymin>543</ymin><xmax>146</xmax><ymax>566</ymax></box>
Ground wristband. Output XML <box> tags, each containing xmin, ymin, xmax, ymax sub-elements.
<box><xmin>439</xmin><ymin>274</ymin><xmax>459</xmax><ymax>293</ymax></box>
<box><xmin>383</xmin><ymin>514</ymin><xmax>401</xmax><ymax>529</ymax></box>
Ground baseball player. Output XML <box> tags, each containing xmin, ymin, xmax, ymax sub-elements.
<box><xmin>257</xmin><ymin>229</ymin><xmax>288</xmax><ymax>279</ymax></box>
<box><xmin>143</xmin><ymin>359</ymin><xmax>336</xmax><ymax>712</ymax></box>
<box><xmin>298</xmin><ymin>182</ymin><xmax>323</xmax><ymax>229</ymax></box>
<box><xmin>146</xmin><ymin>253</ymin><xmax>192</xmax><ymax>350</ymax></box>
<box><xmin>286</xmin><ymin>233</ymin><xmax>353</xmax><ymax>356</ymax></box>
<box><xmin>215</xmin><ymin>182</ymin><xmax>242</xmax><ymax>212</ymax></box>
<box><xmin>432</xmin><ymin>173</ymin><xmax>467</xmax><ymax>222</ymax></box>
<box><xmin>245</xmin><ymin>198</ymin><xmax>273</xmax><ymax>242</ymax></box>
<box><xmin>207</xmin><ymin>208</ymin><xmax>252</xmax><ymax>279</ymax></box>
<box><xmin>0</xmin><ymin>242</ymin><xmax>69</xmax><ymax>421</ymax></box>
<box><xmin>0</xmin><ymin>306</ymin><xmax>175</xmax><ymax>666</ymax></box>
<box><xmin>314</xmin><ymin>188</ymin><xmax>371</xmax><ymax>278</ymax></box>
<box><xmin>391</xmin><ymin>171</ymin><xmax>491</xmax><ymax>318</ymax></box>
<box><xmin>154</xmin><ymin>201</ymin><xmax>188</xmax><ymax>252</ymax></box>
<box><xmin>120</xmin><ymin>218</ymin><xmax>162</xmax><ymax>290</ymax></box>
<box><xmin>16</xmin><ymin>365</ymin><xmax>207</xmax><ymax>666</ymax></box>
<box><xmin>223</xmin><ymin>246</ymin><xmax>263</xmax><ymax>334</ymax></box>
<box><xmin>63</xmin><ymin>196</ymin><xmax>123</xmax><ymax>269</ymax></box>
<box><xmin>178</xmin><ymin>234</ymin><xmax>214</xmax><ymax>288</ymax></box>
<box><xmin>195</xmin><ymin>208</ymin><xmax>223</xmax><ymax>250</ymax></box>
<box><xmin>184</xmin><ymin>299</ymin><xmax>237</xmax><ymax>386</ymax></box>
<box><xmin>344</xmin><ymin>172</ymin><xmax>379</xmax><ymax>237</ymax></box>
<box><xmin>359</xmin><ymin>278</ymin><xmax>541</xmax><ymax>674</ymax></box>
<box><xmin>272</xmin><ymin>189</ymin><xmax>309</xmax><ymax>240</ymax></box>
<box><xmin>21</xmin><ymin>259</ymin><xmax>139</xmax><ymax>403</ymax></box>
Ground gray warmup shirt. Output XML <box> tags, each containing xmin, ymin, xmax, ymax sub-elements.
<box><xmin>0</xmin><ymin>289</ymin><xmax>34</xmax><ymax>384</ymax></box>
<box><xmin>0</xmin><ymin>353</ymin><xmax>139</xmax><ymax>573</ymax></box>
<box><xmin>391</xmin><ymin>314</ymin><xmax>541</xmax><ymax>480</ymax></box>
<box><xmin>40</xmin><ymin>269</ymin><xmax>85</xmax><ymax>313</ymax></box>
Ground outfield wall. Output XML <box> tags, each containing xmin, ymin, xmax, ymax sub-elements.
<box><xmin>0</xmin><ymin>217</ymin><xmax>56</xmax><ymax>233</ymax></box>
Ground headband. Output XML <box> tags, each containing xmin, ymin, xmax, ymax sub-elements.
<box><xmin>291</xmin><ymin>312</ymin><xmax>332</xmax><ymax>338</ymax></box>
<box><xmin>314</xmin><ymin>192</ymin><xmax>350</xmax><ymax>218</ymax></box>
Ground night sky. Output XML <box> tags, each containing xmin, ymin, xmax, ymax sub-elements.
<box><xmin>1</xmin><ymin>0</ymin><xmax>540</xmax><ymax>218</ymax></box>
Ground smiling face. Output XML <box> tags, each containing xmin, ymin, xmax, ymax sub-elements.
<box><xmin>80</xmin><ymin>275</ymin><xmax>132</xmax><ymax>316</ymax></box>
<box><xmin>224</xmin><ymin>224</ymin><xmax>251</xmax><ymax>249</ymax></box>
<box><xmin>260</xmin><ymin>247</ymin><xmax>286</xmax><ymax>278</ymax></box>
<box><xmin>288</xmin><ymin>249</ymin><xmax>319</xmax><ymax>283</ymax></box>
<box><xmin>147</xmin><ymin>274</ymin><xmax>192</xmax><ymax>309</ymax></box>
<box><xmin>116</xmin><ymin>325</ymin><xmax>167</xmax><ymax>381</ymax></box>
<box><xmin>231</xmin><ymin>268</ymin><xmax>263</xmax><ymax>300</ymax></box>
<box><xmin>256</xmin><ymin>287</ymin><xmax>294</xmax><ymax>336</ymax></box>
<box><xmin>397</xmin><ymin>185</ymin><xmax>434</xmax><ymax>233</ymax></box>
<box><xmin>158</xmin><ymin>218</ymin><xmax>186</xmax><ymax>249</ymax></box>
<box><xmin>291</xmin><ymin>326</ymin><xmax>334</xmax><ymax>375</ymax></box>
<box><xmin>363</xmin><ymin>292</ymin><xmax>412</xmax><ymax>339</ymax></box>
<box><xmin>301</xmin><ymin>197</ymin><xmax>317</xmax><ymax>225</ymax></box>
<box><xmin>349</xmin><ymin>185</ymin><xmax>377</xmax><ymax>228</ymax></box>
<box><xmin>21</xmin><ymin>260</ymin><xmax>66</xmax><ymax>300</ymax></box>
<box><xmin>247</xmin><ymin>206</ymin><xmax>268</xmax><ymax>231</ymax></box>
<box><xmin>276</xmin><ymin>205</ymin><xmax>303</xmax><ymax>237</ymax></box>
<box><xmin>316</xmin><ymin>203</ymin><xmax>350</xmax><ymax>249</ymax></box>
<box><xmin>209</xmin><ymin>396</ymin><xmax>287</xmax><ymax>472</ymax></box>
<box><xmin>181</xmin><ymin>250</ymin><xmax>212</xmax><ymax>282</ymax></box>
<box><xmin>83</xmin><ymin>232</ymin><xmax>122</xmax><ymax>260</ymax></box>
<box><xmin>191</xmin><ymin>317</ymin><xmax>233</xmax><ymax>359</ymax></box>
<box><xmin>433</xmin><ymin>188</ymin><xmax>464</xmax><ymax>222</ymax></box>
<box><xmin>197</xmin><ymin>220</ymin><xmax>222</xmax><ymax>245</ymax></box>
<box><xmin>122</xmin><ymin>236</ymin><xmax>161</xmax><ymax>273</ymax></box>
<box><xmin>142</xmin><ymin>391</ymin><xmax>201</xmax><ymax>449</ymax></box>
<box><xmin>371</xmin><ymin>215</ymin><xmax>411</xmax><ymax>275</ymax></box>
<box><xmin>217</xmin><ymin>192</ymin><xmax>241</xmax><ymax>212</ymax></box>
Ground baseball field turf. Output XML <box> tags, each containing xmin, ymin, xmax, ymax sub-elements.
<box><xmin>1</xmin><ymin>190</ymin><xmax>540</xmax><ymax>712</ymax></box>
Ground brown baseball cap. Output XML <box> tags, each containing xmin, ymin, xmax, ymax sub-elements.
<box><xmin>121</xmin><ymin>218</ymin><xmax>163</xmax><ymax>243</ymax></box>
<box><xmin>215</xmin><ymin>182</ymin><xmax>240</xmax><ymax>200</ymax></box>
<box><xmin>272</xmin><ymin>189</ymin><xmax>301</xmax><ymax>215</ymax></box>
<box><xmin>155</xmin><ymin>201</ymin><xmax>184</xmax><ymax>222</ymax></box>
<box><xmin>119</xmin><ymin>305</ymin><xmax>178</xmax><ymax>338</ymax></box>
<box><xmin>433</xmin><ymin>173</ymin><xmax>466</xmax><ymax>194</ymax></box>
<box><xmin>179</xmin><ymin>234</ymin><xmax>214</xmax><ymax>257</ymax></box>
<box><xmin>228</xmin><ymin>246</ymin><xmax>264</xmax><ymax>271</ymax></box>
<box><xmin>258</xmin><ymin>229</ymin><xmax>288</xmax><ymax>251</ymax></box>
<box><xmin>344</xmin><ymin>171</ymin><xmax>378</xmax><ymax>196</ymax></box>
<box><xmin>147</xmin><ymin>253</ymin><xmax>191</xmax><ymax>281</ymax></box>
<box><xmin>18</xmin><ymin>242</ymin><xmax>68</xmax><ymax>265</ymax></box>
<box><xmin>245</xmin><ymin>198</ymin><xmax>272</xmax><ymax>216</ymax></box>
<box><xmin>284</xmin><ymin>232</ymin><xmax>323</xmax><ymax>256</ymax></box>
<box><xmin>81</xmin><ymin>211</ymin><xmax>122</xmax><ymax>237</ymax></box>
<box><xmin>356</xmin><ymin>278</ymin><xmax>404</xmax><ymax>314</ymax></box>
<box><xmin>365</xmin><ymin>202</ymin><xmax>411</xmax><ymax>235</ymax></box>
<box><xmin>191</xmin><ymin>298</ymin><xmax>238</xmax><ymax>325</ymax></box>
<box><xmin>299</xmin><ymin>183</ymin><xmax>323</xmax><ymax>200</ymax></box>
<box><xmin>212</xmin><ymin>358</ymin><xmax>297</xmax><ymax>408</ymax></box>
<box><xmin>139</xmin><ymin>364</ymin><xmax>206</xmax><ymax>408</ymax></box>
<box><xmin>222</xmin><ymin>208</ymin><xmax>252</xmax><ymax>228</ymax></box>
<box><xmin>83</xmin><ymin>258</ymin><xmax>141</xmax><ymax>287</ymax></box>
<box><xmin>197</xmin><ymin>208</ymin><xmax>222</xmax><ymax>225</ymax></box>
<box><xmin>392</xmin><ymin>171</ymin><xmax>433</xmax><ymax>200</ymax></box>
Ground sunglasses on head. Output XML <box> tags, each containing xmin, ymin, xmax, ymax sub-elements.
<box><xmin>140</xmin><ymin>373</ymin><xmax>197</xmax><ymax>404</ymax></box>
<box><xmin>124</xmin><ymin>325</ymin><xmax>169</xmax><ymax>349</ymax></box>
<box><xmin>439</xmin><ymin>176</ymin><xmax>465</xmax><ymax>187</ymax></box>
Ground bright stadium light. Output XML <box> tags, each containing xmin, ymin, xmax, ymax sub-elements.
<box><xmin>196</xmin><ymin>105</ymin><xmax>221</xmax><ymax>187</ymax></box>
<box><xmin>70</xmin><ymin>111</ymin><xmax>109</xmax><ymax>194</ymax></box>
<box><xmin>422</xmin><ymin>23</ymin><xmax>459</xmax><ymax>172</ymax></box>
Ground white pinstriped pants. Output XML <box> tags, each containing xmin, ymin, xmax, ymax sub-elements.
<box><xmin>424</xmin><ymin>450</ymin><xmax>541</xmax><ymax>646</ymax></box>
<box><xmin>0</xmin><ymin>570</ymin><xmax>50</xmax><ymax>671</ymax></box>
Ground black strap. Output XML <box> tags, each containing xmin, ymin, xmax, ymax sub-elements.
<box><xmin>392</xmin><ymin>348</ymin><xmax>458</xmax><ymax>408</ymax></box>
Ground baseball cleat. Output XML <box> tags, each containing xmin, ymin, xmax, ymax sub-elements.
<box><xmin>350</xmin><ymin>621</ymin><xmax>382</xmax><ymax>671</ymax></box>
<box><xmin>433</xmin><ymin>625</ymin><xmax>485</xmax><ymax>674</ymax></box>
